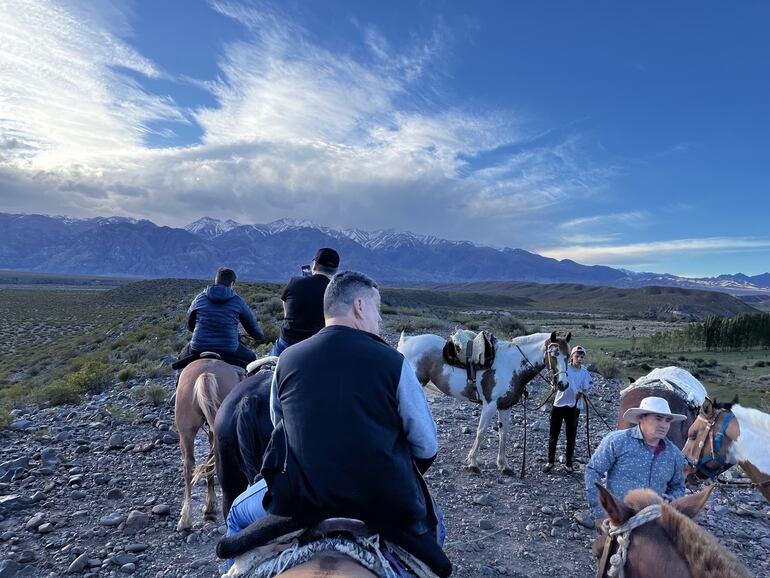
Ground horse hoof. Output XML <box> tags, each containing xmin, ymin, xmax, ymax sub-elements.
<box><xmin>467</xmin><ymin>465</ymin><xmax>481</xmax><ymax>474</ymax></box>
<box><xmin>176</xmin><ymin>522</ymin><xmax>191</xmax><ymax>533</ymax></box>
<box><xmin>501</xmin><ymin>467</ymin><xmax>515</xmax><ymax>476</ymax></box>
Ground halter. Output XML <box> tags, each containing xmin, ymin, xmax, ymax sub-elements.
<box><xmin>686</xmin><ymin>410</ymin><xmax>735</xmax><ymax>480</ymax></box>
<box><xmin>600</xmin><ymin>504</ymin><xmax>662</xmax><ymax>578</ymax></box>
<box><xmin>516</xmin><ymin>340</ymin><xmax>568</xmax><ymax>391</ymax></box>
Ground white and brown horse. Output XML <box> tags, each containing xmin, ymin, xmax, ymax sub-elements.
<box><xmin>682</xmin><ymin>397</ymin><xmax>770</xmax><ymax>503</ymax></box>
<box><xmin>398</xmin><ymin>331</ymin><xmax>571</xmax><ymax>473</ymax></box>
<box><xmin>175</xmin><ymin>358</ymin><xmax>241</xmax><ymax>531</ymax></box>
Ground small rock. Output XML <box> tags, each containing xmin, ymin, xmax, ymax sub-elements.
<box><xmin>574</xmin><ymin>511</ymin><xmax>596</xmax><ymax>529</ymax></box>
<box><xmin>25</xmin><ymin>514</ymin><xmax>46</xmax><ymax>531</ymax></box>
<box><xmin>150</xmin><ymin>504</ymin><xmax>170</xmax><ymax>516</ymax></box>
<box><xmin>161</xmin><ymin>433</ymin><xmax>178</xmax><ymax>445</ymax></box>
<box><xmin>108</xmin><ymin>433</ymin><xmax>125</xmax><ymax>449</ymax></box>
<box><xmin>113</xmin><ymin>553</ymin><xmax>138</xmax><ymax>565</ymax></box>
<box><xmin>71</xmin><ymin>490</ymin><xmax>87</xmax><ymax>500</ymax></box>
<box><xmin>125</xmin><ymin>510</ymin><xmax>149</xmax><ymax>529</ymax></box>
<box><xmin>525</xmin><ymin>524</ymin><xmax>537</xmax><ymax>532</ymax></box>
<box><xmin>461</xmin><ymin>426</ymin><xmax>471</xmax><ymax>434</ymax></box>
<box><xmin>478</xmin><ymin>519</ymin><xmax>494</xmax><ymax>531</ymax></box>
<box><xmin>0</xmin><ymin>560</ymin><xmax>21</xmax><ymax>577</ymax></box>
<box><xmin>552</xmin><ymin>516</ymin><xmax>567</xmax><ymax>527</ymax></box>
<box><xmin>100</xmin><ymin>513</ymin><xmax>124</xmax><ymax>527</ymax></box>
<box><xmin>68</xmin><ymin>552</ymin><xmax>89</xmax><ymax>573</ymax></box>
<box><xmin>540</xmin><ymin>505</ymin><xmax>554</xmax><ymax>515</ymax></box>
<box><xmin>473</xmin><ymin>494</ymin><xmax>491</xmax><ymax>506</ymax></box>
<box><xmin>67</xmin><ymin>475</ymin><xmax>84</xmax><ymax>487</ymax></box>
<box><xmin>119</xmin><ymin>563</ymin><xmax>136</xmax><ymax>574</ymax></box>
<box><xmin>124</xmin><ymin>544</ymin><xmax>148</xmax><ymax>553</ymax></box>
<box><xmin>9</xmin><ymin>419</ymin><xmax>33</xmax><ymax>431</ymax></box>
<box><xmin>37</xmin><ymin>522</ymin><xmax>54</xmax><ymax>533</ymax></box>
<box><xmin>17</xmin><ymin>550</ymin><xmax>34</xmax><ymax>563</ymax></box>
<box><xmin>94</xmin><ymin>474</ymin><xmax>111</xmax><ymax>486</ymax></box>
<box><xmin>40</xmin><ymin>449</ymin><xmax>60</xmax><ymax>467</ymax></box>
<box><xmin>106</xmin><ymin>489</ymin><xmax>124</xmax><ymax>501</ymax></box>
<box><xmin>28</xmin><ymin>491</ymin><xmax>45</xmax><ymax>503</ymax></box>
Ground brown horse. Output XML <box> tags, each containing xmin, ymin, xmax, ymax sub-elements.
<box><xmin>398</xmin><ymin>331</ymin><xmax>570</xmax><ymax>473</ymax></box>
<box><xmin>682</xmin><ymin>397</ymin><xmax>770</xmax><ymax>503</ymax></box>
<box><xmin>619</xmin><ymin>367</ymin><xmax>707</xmax><ymax>448</ymax></box>
<box><xmin>175</xmin><ymin>358</ymin><xmax>241</xmax><ymax>531</ymax></box>
<box><xmin>593</xmin><ymin>484</ymin><xmax>751</xmax><ymax>578</ymax></box>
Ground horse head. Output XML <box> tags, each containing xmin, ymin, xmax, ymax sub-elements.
<box><xmin>593</xmin><ymin>484</ymin><xmax>719</xmax><ymax>578</ymax></box>
<box><xmin>682</xmin><ymin>396</ymin><xmax>739</xmax><ymax>486</ymax></box>
<box><xmin>545</xmin><ymin>331</ymin><xmax>571</xmax><ymax>392</ymax></box>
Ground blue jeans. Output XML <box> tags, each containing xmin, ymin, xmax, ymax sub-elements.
<box><xmin>269</xmin><ymin>336</ymin><xmax>291</xmax><ymax>357</ymax></box>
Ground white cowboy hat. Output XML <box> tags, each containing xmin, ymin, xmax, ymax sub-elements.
<box><xmin>622</xmin><ymin>396</ymin><xmax>687</xmax><ymax>424</ymax></box>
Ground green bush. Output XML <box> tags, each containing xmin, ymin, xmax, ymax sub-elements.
<box><xmin>145</xmin><ymin>364</ymin><xmax>172</xmax><ymax>379</ymax></box>
<box><xmin>145</xmin><ymin>384</ymin><xmax>167</xmax><ymax>407</ymax></box>
<box><xmin>259</xmin><ymin>322</ymin><xmax>280</xmax><ymax>345</ymax></box>
<box><xmin>491</xmin><ymin>315</ymin><xmax>529</xmax><ymax>338</ymax></box>
<box><xmin>124</xmin><ymin>344</ymin><xmax>152</xmax><ymax>364</ymax></box>
<box><xmin>37</xmin><ymin>379</ymin><xmax>84</xmax><ymax>406</ymax></box>
<box><xmin>66</xmin><ymin>360</ymin><xmax>113</xmax><ymax>394</ymax></box>
<box><xmin>261</xmin><ymin>297</ymin><xmax>284</xmax><ymax>316</ymax></box>
<box><xmin>0</xmin><ymin>404</ymin><xmax>10</xmax><ymax>428</ymax></box>
<box><xmin>118</xmin><ymin>366</ymin><xmax>137</xmax><ymax>381</ymax></box>
<box><xmin>596</xmin><ymin>357</ymin><xmax>622</xmax><ymax>379</ymax></box>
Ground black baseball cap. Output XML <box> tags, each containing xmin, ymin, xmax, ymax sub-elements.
<box><xmin>313</xmin><ymin>247</ymin><xmax>340</xmax><ymax>268</ymax></box>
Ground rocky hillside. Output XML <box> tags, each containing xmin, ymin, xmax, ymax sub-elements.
<box><xmin>1</xmin><ymin>358</ymin><xmax>768</xmax><ymax>577</ymax></box>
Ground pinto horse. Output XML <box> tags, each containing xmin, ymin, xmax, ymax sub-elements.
<box><xmin>398</xmin><ymin>331</ymin><xmax>571</xmax><ymax>473</ymax></box>
<box><xmin>682</xmin><ymin>397</ymin><xmax>770</xmax><ymax>503</ymax></box>
<box><xmin>619</xmin><ymin>367</ymin><xmax>707</xmax><ymax>448</ymax></box>
<box><xmin>593</xmin><ymin>483</ymin><xmax>750</xmax><ymax>578</ymax></box>
<box><xmin>214</xmin><ymin>358</ymin><xmax>276</xmax><ymax>517</ymax></box>
<box><xmin>175</xmin><ymin>358</ymin><xmax>241</xmax><ymax>531</ymax></box>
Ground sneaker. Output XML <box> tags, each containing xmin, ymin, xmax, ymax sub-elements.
<box><xmin>542</xmin><ymin>463</ymin><xmax>554</xmax><ymax>473</ymax></box>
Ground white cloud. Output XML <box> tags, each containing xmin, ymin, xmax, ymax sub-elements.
<box><xmin>538</xmin><ymin>237</ymin><xmax>770</xmax><ymax>265</ymax></box>
<box><xmin>0</xmin><ymin>0</ymin><xmax>610</xmax><ymax>249</ymax></box>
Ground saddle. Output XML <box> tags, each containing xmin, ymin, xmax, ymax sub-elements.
<box><xmin>171</xmin><ymin>351</ymin><xmax>248</xmax><ymax>373</ymax></box>
<box><xmin>442</xmin><ymin>330</ymin><xmax>497</xmax><ymax>401</ymax></box>
<box><xmin>218</xmin><ymin>515</ymin><xmax>450</xmax><ymax>577</ymax></box>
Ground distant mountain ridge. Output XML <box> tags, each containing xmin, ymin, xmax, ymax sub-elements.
<box><xmin>1</xmin><ymin>212</ymin><xmax>769</xmax><ymax>295</ymax></box>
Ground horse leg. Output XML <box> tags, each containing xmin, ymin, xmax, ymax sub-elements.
<box><xmin>496</xmin><ymin>408</ymin><xmax>513</xmax><ymax>475</ymax></box>
<box><xmin>204</xmin><ymin>430</ymin><xmax>217</xmax><ymax>520</ymax></box>
<box><xmin>177</xmin><ymin>427</ymin><xmax>196</xmax><ymax>532</ymax></box>
<box><xmin>467</xmin><ymin>403</ymin><xmax>497</xmax><ymax>473</ymax></box>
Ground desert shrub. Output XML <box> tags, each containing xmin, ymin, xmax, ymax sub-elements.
<box><xmin>491</xmin><ymin>315</ymin><xmax>528</xmax><ymax>338</ymax></box>
<box><xmin>261</xmin><ymin>297</ymin><xmax>284</xmax><ymax>316</ymax></box>
<box><xmin>65</xmin><ymin>360</ymin><xmax>113</xmax><ymax>394</ymax></box>
<box><xmin>124</xmin><ymin>344</ymin><xmax>152</xmax><ymax>364</ymax></box>
<box><xmin>388</xmin><ymin>317</ymin><xmax>446</xmax><ymax>333</ymax></box>
<box><xmin>104</xmin><ymin>403</ymin><xmax>135</xmax><ymax>424</ymax></box>
<box><xmin>37</xmin><ymin>379</ymin><xmax>84</xmax><ymax>406</ymax></box>
<box><xmin>145</xmin><ymin>364</ymin><xmax>172</xmax><ymax>379</ymax></box>
<box><xmin>596</xmin><ymin>357</ymin><xmax>622</xmax><ymax>379</ymax></box>
<box><xmin>753</xmin><ymin>360</ymin><xmax>767</xmax><ymax>368</ymax></box>
<box><xmin>0</xmin><ymin>404</ymin><xmax>10</xmax><ymax>428</ymax></box>
<box><xmin>130</xmin><ymin>385</ymin><xmax>147</xmax><ymax>399</ymax></box>
<box><xmin>118</xmin><ymin>366</ymin><xmax>137</xmax><ymax>381</ymax></box>
<box><xmin>259</xmin><ymin>322</ymin><xmax>280</xmax><ymax>345</ymax></box>
<box><xmin>145</xmin><ymin>384</ymin><xmax>167</xmax><ymax>407</ymax></box>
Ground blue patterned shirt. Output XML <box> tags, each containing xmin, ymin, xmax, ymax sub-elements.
<box><xmin>584</xmin><ymin>426</ymin><xmax>686</xmax><ymax>517</ymax></box>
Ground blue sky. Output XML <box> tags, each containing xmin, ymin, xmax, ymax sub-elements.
<box><xmin>1</xmin><ymin>1</ymin><xmax>769</xmax><ymax>277</ymax></box>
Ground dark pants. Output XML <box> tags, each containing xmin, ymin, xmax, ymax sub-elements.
<box><xmin>179</xmin><ymin>342</ymin><xmax>257</xmax><ymax>368</ymax></box>
<box><xmin>548</xmin><ymin>405</ymin><xmax>580</xmax><ymax>466</ymax></box>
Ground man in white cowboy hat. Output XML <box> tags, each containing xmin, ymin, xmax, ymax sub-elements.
<box><xmin>584</xmin><ymin>396</ymin><xmax>687</xmax><ymax>521</ymax></box>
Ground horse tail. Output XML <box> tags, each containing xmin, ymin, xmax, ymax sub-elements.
<box><xmin>191</xmin><ymin>372</ymin><xmax>222</xmax><ymax>485</ymax></box>
<box><xmin>235</xmin><ymin>394</ymin><xmax>267</xmax><ymax>484</ymax></box>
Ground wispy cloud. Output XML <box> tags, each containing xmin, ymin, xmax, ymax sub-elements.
<box><xmin>538</xmin><ymin>237</ymin><xmax>770</xmax><ymax>265</ymax></box>
<box><xmin>0</xmin><ymin>0</ymin><xmax>610</xmax><ymax>248</ymax></box>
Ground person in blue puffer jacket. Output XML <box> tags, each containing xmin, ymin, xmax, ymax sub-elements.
<box><xmin>182</xmin><ymin>267</ymin><xmax>264</xmax><ymax>368</ymax></box>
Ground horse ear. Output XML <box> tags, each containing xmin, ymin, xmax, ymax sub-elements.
<box><xmin>565</xmin><ymin>332</ymin><xmax>571</xmax><ymax>342</ymax></box>
<box><xmin>596</xmin><ymin>482</ymin><xmax>631</xmax><ymax>526</ymax></box>
<box><xmin>549</xmin><ymin>331</ymin><xmax>557</xmax><ymax>342</ymax></box>
<box><xmin>669</xmin><ymin>485</ymin><xmax>714</xmax><ymax>519</ymax></box>
<box><xmin>702</xmin><ymin>397</ymin><xmax>715</xmax><ymax>417</ymax></box>
<box><xmin>730</xmin><ymin>395</ymin><xmax>739</xmax><ymax>406</ymax></box>
<box><xmin>627</xmin><ymin>376</ymin><xmax>636</xmax><ymax>384</ymax></box>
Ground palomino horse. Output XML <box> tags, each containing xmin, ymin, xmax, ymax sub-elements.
<box><xmin>682</xmin><ymin>397</ymin><xmax>770</xmax><ymax>503</ymax></box>
<box><xmin>398</xmin><ymin>331</ymin><xmax>571</xmax><ymax>473</ymax></box>
<box><xmin>175</xmin><ymin>358</ymin><xmax>241</xmax><ymax>531</ymax></box>
<box><xmin>593</xmin><ymin>484</ymin><xmax>750</xmax><ymax>578</ymax></box>
<box><xmin>619</xmin><ymin>367</ymin><xmax>707</xmax><ymax>448</ymax></box>
<box><xmin>214</xmin><ymin>358</ymin><xmax>276</xmax><ymax>517</ymax></box>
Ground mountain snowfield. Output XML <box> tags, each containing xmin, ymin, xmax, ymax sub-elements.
<box><xmin>1</xmin><ymin>212</ymin><xmax>769</xmax><ymax>294</ymax></box>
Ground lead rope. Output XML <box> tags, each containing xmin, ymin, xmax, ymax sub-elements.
<box><xmin>520</xmin><ymin>388</ymin><xmax>529</xmax><ymax>479</ymax></box>
<box><xmin>602</xmin><ymin>504</ymin><xmax>662</xmax><ymax>578</ymax></box>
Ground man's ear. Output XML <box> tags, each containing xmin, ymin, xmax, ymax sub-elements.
<box><xmin>596</xmin><ymin>482</ymin><xmax>632</xmax><ymax>526</ymax></box>
<box><xmin>669</xmin><ymin>485</ymin><xmax>714</xmax><ymax>519</ymax></box>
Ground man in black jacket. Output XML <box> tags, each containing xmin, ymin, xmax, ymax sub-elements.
<box><xmin>270</xmin><ymin>247</ymin><xmax>339</xmax><ymax>356</ymax></box>
<box><xmin>182</xmin><ymin>267</ymin><xmax>264</xmax><ymax>368</ymax></box>
<box><xmin>262</xmin><ymin>271</ymin><xmax>450</xmax><ymax>575</ymax></box>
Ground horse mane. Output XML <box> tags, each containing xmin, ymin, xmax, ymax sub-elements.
<box><xmin>730</xmin><ymin>404</ymin><xmax>770</xmax><ymax>475</ymax></box>
<box><xmin>711</xmin><ymin>397</ymin><xmax>738</xmax><ymax>411</ymax></box>
<box><xmin>657</xmin><ymin>503</ymin><xmax>751</xmax><ymax>578</ymax></box>
<box><xmin>505</xmin><ymin>332</ymin><xmax>551</xmax><ymax>347</ymax></box>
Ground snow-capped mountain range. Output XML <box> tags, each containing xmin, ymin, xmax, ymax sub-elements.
<box><xmin>1</xmin><ymin>212</ymin><xmax>769</xmax><ymax>294</ymax></box>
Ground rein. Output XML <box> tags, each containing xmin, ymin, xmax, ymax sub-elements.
<box><xmin>601</xmin><ymin>504</ymin><xmax>662</xmax><ymax>578</ymax></box>
<box><xmin>686</xmin><ymin>411</ymin><xmax>736</xmax><ymax>480</ymax></box>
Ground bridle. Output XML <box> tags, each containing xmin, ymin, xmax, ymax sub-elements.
<box><xmin>597</xmin><ymin>504</ymin><xmax>663</xmax><ymax>578</ymax></box>
<box><xmin>543</xmin><ymin>340</ymin><xmax>569</xmax><ymax>391</ymax></box>
<box><xmin>686</xmin><ymin>409</ymin><xmax>735</xmax><ymax>480</ymax></box>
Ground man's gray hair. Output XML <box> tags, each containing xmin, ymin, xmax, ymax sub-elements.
<box><xmin>324</xmin><ymin>271</ymin><xmax>379</xmax><ymax>318</ymax></box>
